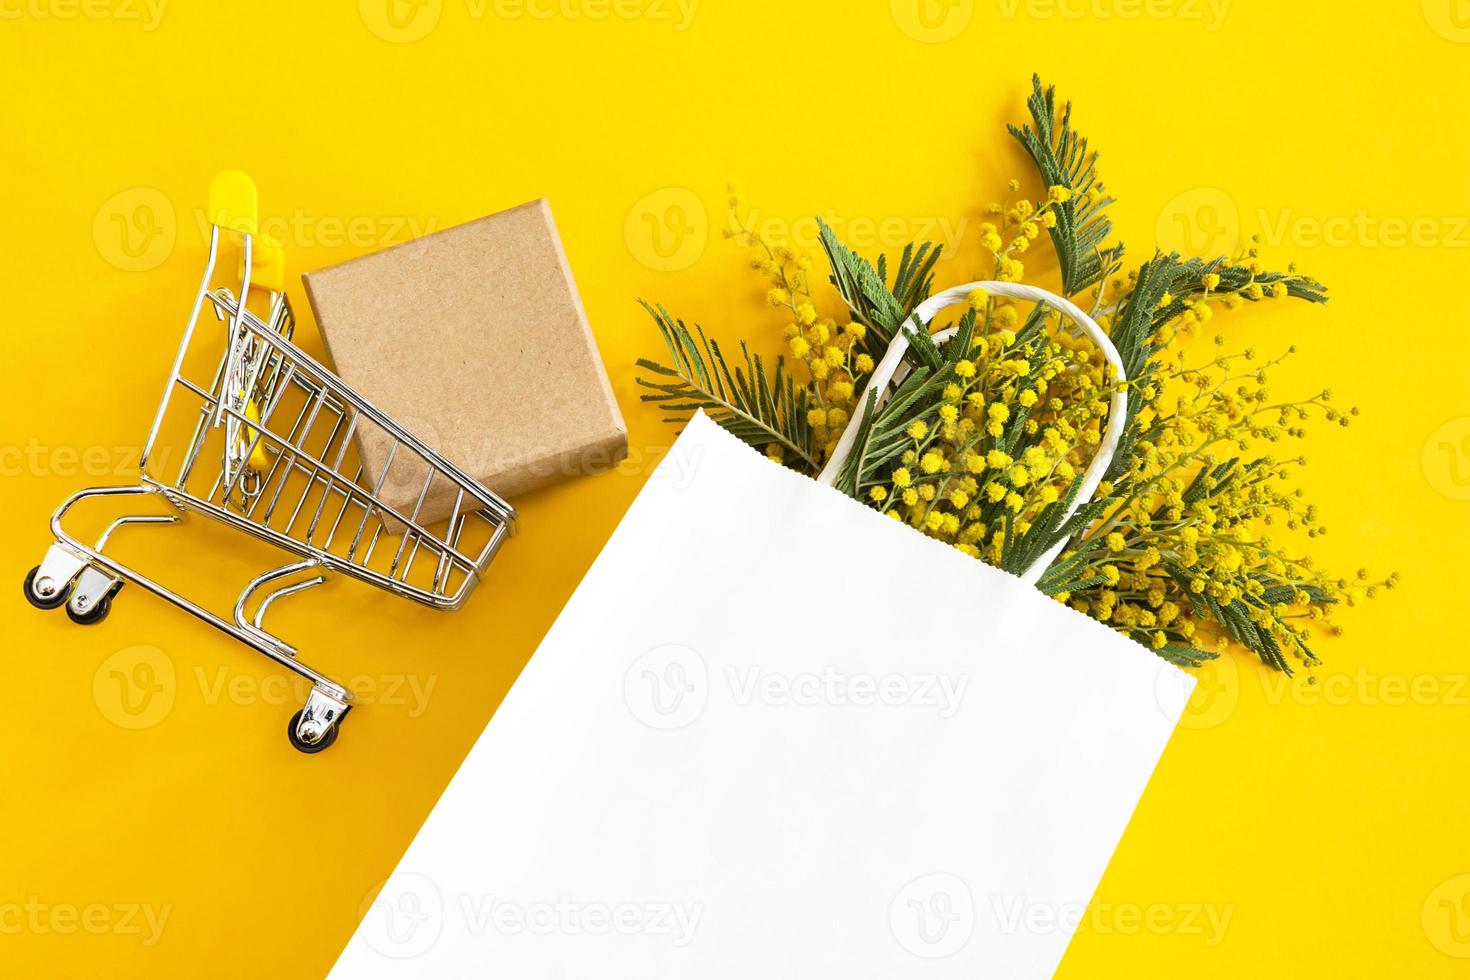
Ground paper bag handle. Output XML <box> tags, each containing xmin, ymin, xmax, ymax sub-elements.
<box><xmin>818</xmin><ymin>281</ymin><xmax>1128</xmax><ymax>585</ymax></box>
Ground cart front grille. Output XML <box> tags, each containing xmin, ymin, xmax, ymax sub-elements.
<box><xmin>144</xmin><ymin>288</ymin><xmax>514</xmax><ymax>609</ymax></box>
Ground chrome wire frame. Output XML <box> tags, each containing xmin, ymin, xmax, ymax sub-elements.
<box><xmin>37</xmin><ymin>219</ymin><xmax>517</xmax><ymax>744</ymax></box>
<box><xmin>156</xmin><ymin>284</ymin><xmax>514</xmax><ymax>609</ymax></box>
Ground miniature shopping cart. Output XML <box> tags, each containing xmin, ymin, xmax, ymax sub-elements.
<box><xmin>23</xmin><ymin>172</ymin><xmax>516</xmax><ymax>753</ymax></box>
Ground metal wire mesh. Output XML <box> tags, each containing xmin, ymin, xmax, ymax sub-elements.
<box><xmin>142</xmin><ymin>287</ymin><xmax>513</xmax><ymax>609</ymax></box>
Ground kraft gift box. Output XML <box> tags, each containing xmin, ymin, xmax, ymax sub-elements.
<box><xmin>302</xmin><ymin>199</ymin><xmax>626</xmax><ymax>524</ymax></box>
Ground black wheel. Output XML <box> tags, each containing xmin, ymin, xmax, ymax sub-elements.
<box><xmin>287</xmin><ymin>709</ymin><xmax>340</xmax><ymax>754</ymax></box>
<box><xmin>23</xmin><ymin>565</ymin><xmax>69</xmax><ymax>611</ymax></box>
<box><xmin>66</xmin><ymin>593</ymin><xmax>112</xmax><ymax>626</ymax></box>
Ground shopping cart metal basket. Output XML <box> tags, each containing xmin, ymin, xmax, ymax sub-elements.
<box><xmin>23</xmin><ymin>171</ymin><xmax>516</xmax><ymax>753</ymax></box>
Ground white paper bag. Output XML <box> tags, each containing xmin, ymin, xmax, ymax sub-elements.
<box><xmin>329</xmin><ymin>400</ymin><xmax>1194</xmax><ymax>978</ymax></box>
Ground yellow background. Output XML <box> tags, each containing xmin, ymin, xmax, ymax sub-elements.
<box><xmin>3</xmin><ymin>1</ymin><xmax>1468</xmax><ymax>976</ymax></box>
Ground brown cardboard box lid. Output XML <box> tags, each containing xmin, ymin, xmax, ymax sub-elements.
<box><xmin>301</xmin><ymin>199</ymin><xmax>626</xmax><ymax>525</ymax></box>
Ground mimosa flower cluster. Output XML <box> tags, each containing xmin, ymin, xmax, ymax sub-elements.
<box><xmin>636</xmin><ymin>77</ymin><xmax>1393</xmax><ymax>673</ymax></box>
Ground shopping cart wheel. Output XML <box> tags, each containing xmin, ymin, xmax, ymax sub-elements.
<box><xmin>65</xmin><ymin>566</ymin><xmax>121</xmax><ymax>626</ymax></box>
<box><xmin>287</xmin><ymin>709</ymin><xmax>340</xmax><ymax>754</ymax></box>
<box><xmin>23</xmin><ymin>565</ymin><xmax>70</xmax><ymax>611</ymax></box>
<box><xmin>66</xmin><ymin>593</ymin><xmax>113</xmax><ymax>626</ymax></box>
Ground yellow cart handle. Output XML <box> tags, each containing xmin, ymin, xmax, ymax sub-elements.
<box><xmin>208</xmin><ymin>170</ymin><xmax>258</xmax><ymax>236</ymax></box>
